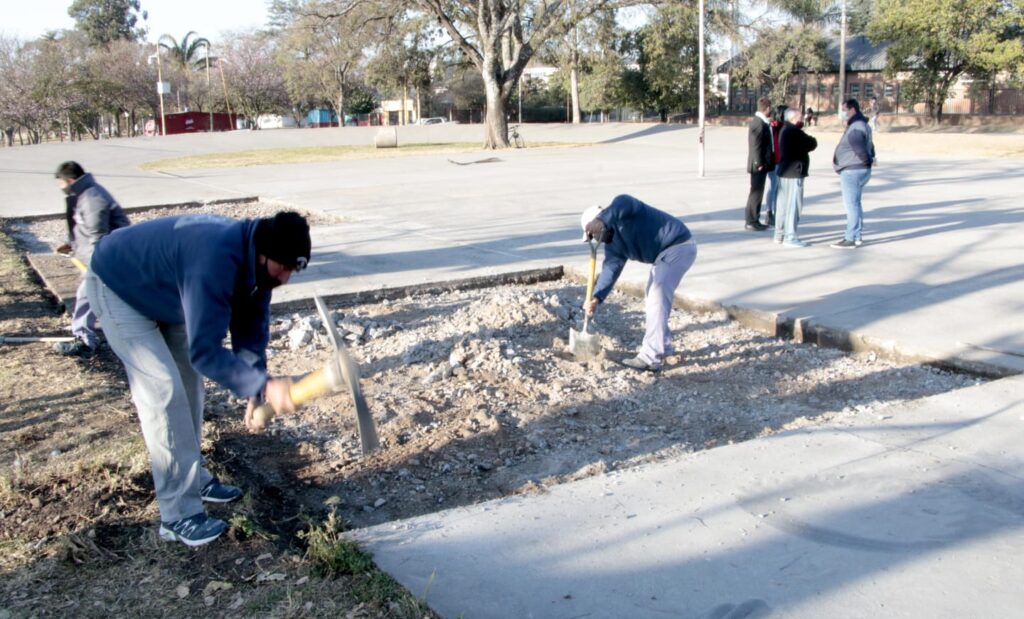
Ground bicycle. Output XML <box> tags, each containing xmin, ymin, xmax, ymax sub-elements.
<box><xmin>507</xmin><ymin>124</ymin><xmax>525</xmax><ymax>149</ymax></box>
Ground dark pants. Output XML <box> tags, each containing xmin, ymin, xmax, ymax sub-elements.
<box><xmin>745</xmin><ymin>169</ymin><xmax>768</xmax><ymax>225</ymax></box>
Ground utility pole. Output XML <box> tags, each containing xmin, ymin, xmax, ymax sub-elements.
<box><xmin>518</xmin><ymin>77</ymin><xmax>523</xmax><ymax>124</ymax></box>
<box><xmin>218</xmin><ymin>61</ymin><xmax>233</xmax><ymax>128</ymax></box>
<box><xmin>698</xmin><ymin>0</ymin><xmax>706</xmax><ymax>178</ymax></box>
<box><xmin>149</xmin><ymin>51</ymin><xmax>167</xmax><ymax>136</ymax></box>
<box><xmin>838</xmin><ymin>0</ymin><xmax>847</xmax><ymax>118</ymax></box>
<box><xmin>205</xmin><ymin>42</ymin><xmax>213</xmax><ymax>132</ymax></box>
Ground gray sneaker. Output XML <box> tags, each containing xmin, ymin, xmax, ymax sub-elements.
<box><xmin>159</xmin><ymin>512</ymin><xmax>227</xmax><ymax>547</ymax></box>
<box><xmin>53</xmin><ymin>340</ymin><xmax>96</xmax><ymax>358</ymax></box>
<box><xmin>200</xmin><ymin>479</ymin><xmax>242</xmax><ymax>503</ymax></box>
<box><xmin>783</xmin><ymin>239</ymin><xmax>808</xmax><ymax>248</ymax></box>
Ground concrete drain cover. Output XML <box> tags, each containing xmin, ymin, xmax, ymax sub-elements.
<box><xmin>213</xmin><ymin>280</ymin><xmax>983</xmax><ymax>527</ymax></box>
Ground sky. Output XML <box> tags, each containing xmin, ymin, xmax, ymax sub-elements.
<box><xmin>3</xmin><ymin>0</ymin><xmax>271</xmax><ymax>43</ymax></box>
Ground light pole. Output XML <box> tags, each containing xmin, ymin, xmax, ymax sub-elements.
<box><xmin>838</xmin><ymin>0</ymin><xmax>847</xmax><ymax>119</ymax></box>
<box><xmin>698</xmin><ymin>0</ymin><xmax>706</xmax><ymax>178</ymax></box>
<box><xmin>204</xmin><ymin>42</ymin><xmax>213</xmax><ymax>132</ymax></box>
<box><xmin>217</xmin><ymin>59</ymin><xmax>234</xmax><ymax>129</ymax></box>
<box><xmin>148</xmin><ymin>50</ymin><xmax>167</xmax><ymax>136</ymax></box>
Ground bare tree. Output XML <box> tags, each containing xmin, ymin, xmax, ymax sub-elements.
<box><xmin>220</xmin><ymin>31</ymin><xmax>291</xmax><ymax>124</ymax></box>
<box><xmin>307</xmin><ymin>0</ymin><xmax>641</xmax><ymax>147</ymax></box>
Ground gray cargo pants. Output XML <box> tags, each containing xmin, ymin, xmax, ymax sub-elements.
<box><xmin>638</xmin><ymin>240</ymin><xmax>698</xmax><ymax>365</ymax></box>
<box><xmin>84</xmin><ymin>273</ymin><xmax>213</xmax><ymax>523</ymax></box>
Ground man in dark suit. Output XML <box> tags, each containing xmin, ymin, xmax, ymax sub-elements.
<box><xmin>744</xmin><ymin>96</ymin><xmax>774</xmax><ymax>231</ymax></box>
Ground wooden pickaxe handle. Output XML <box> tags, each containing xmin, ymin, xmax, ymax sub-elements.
<box><xmin>252</xmin><ymin>354</ymin><xmax>345</xmax><ymax>426</ymax></box>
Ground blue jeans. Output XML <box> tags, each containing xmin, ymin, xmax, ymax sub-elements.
<box><xmin>765</xmin><ymin>168</ymin><xmax>780</xmax><ymax>216</ymax></box>
<box><xmin>840</xmin><ymin>168</ymin><xmax>871</xmax><ymax>241</ymax></box>
<box><xmin>84</xmin><ymin>273</ymin><xmax>213</xmax><ymax>523</ymax></box>
<box><xmin>639</xmin><ymin>241</ymin><xmax>698</xmax><ymax>365</ymax></box>
<box><xmin>775</xmin><ymin>177</ymin><xmax>803</xmax><ymax>242</ymax></box>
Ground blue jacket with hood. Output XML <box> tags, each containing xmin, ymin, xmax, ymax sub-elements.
<box><xmin>592</xmin><ymin>194</ymin><xmax>692</xmax><ymax>302</ymax></box>
<box><xmin>90</xmin><ymin>215</ymin><xmax>272</xmax><ymax>399</ymax></box>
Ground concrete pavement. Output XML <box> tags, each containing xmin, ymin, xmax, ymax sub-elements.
<box><xmin>3</xmin><ymin>123</ymin><xmax>1023</xmax><ymax>617</ymax></box>
<box><xmin>352</xmin><ymin>373</ymin><xmax>1024</xmax><ymax>619</ymax></box>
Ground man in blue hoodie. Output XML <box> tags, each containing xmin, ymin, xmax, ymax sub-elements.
<box><xmin>581</xmin><ymin>195</ymin><xmax>697</xmax><ymax>372</ymax></box>
<box><xmin>831</xmin><ymin>98</ymin><xmax>875</xmax><ymax>249</ymax></box>
<box><xmin>85</xmin><ymin>211</ymin><xmax>309</xmax><ymax>546</ymax></box>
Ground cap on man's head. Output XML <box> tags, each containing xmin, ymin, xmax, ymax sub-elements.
<box><xmin>580</xmin><ymin>204</ymin><xmax>604</xmax><ymax>240</ymax></box>
<box><xmin>55</xmin><ymin>161</ymin><xmax>85</xmax><ymax>180</ymax></box>
<box><xmin>254</xmin><ymin>211</ymin><xmax>311</xmax><ymax>270</ymax></box>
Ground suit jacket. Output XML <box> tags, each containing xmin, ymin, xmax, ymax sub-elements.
<box><xmin>777</xmin><ymin>123</ymin><xmax>818</xmax><ymax>178</ymax></box>
<box><xmin>747</xmin><ymin>116</ymin><xmax>774</xmax><ymax>174</ymax></box>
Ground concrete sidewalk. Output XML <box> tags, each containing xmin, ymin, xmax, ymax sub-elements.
<box><xmin>352</xmin><ymin>374</ymin><xmax>1024</xmax><ymax>619</ymax></box>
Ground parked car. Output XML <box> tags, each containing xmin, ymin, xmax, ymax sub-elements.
<box><xmin>417</xmin><ymin>117</ymin><xmax>448</xmax><ymax>125</ymax></box>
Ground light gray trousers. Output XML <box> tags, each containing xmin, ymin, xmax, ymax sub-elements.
<box><xmin>70</xmin><ymin>278</ymin><xmax>100</xmax><ymax>348</ymax></box>
<box><xmin>639</xmin><ymin>240</ymin><xmax>698</xmax><ymax>364</ymax></box>
<box><xmin>84</xmin><ymin>274</ymin><xmax>213</xmax><ymax>523</ymax></box>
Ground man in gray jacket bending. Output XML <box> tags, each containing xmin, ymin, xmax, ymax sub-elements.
<box><xmin>54</xmin><ymin>161</ymin><xmax>131</xmax><ymax>356</ymax></box>
<box><xmin>831</xmin><ymin>99</ymin><xmax>875</xmax><ymax>249</ymax></box>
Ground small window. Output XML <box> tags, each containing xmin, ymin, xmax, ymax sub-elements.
<box><xmin>864</xmin><ymin>83</ymin><xmax>875</xmax><ymax>98</ymax></box>
<box><xmin>884</xmin><ymin>83</ymin><xmax>894</xmax><ymax>98</ymax></box>
<box><xmin>850</xmin><ymin>83</ymin><xmax>860</xmax><ymax>97</ymax></box>
<box><xmin>818</xmin><ymin>82</ymin><xmax>827</xmax><ymax>95</ymax></box>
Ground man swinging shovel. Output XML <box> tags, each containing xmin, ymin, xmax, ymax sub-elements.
<box><xmin>579</xmin><ymin>194</ymin><xmax>698</xmax><ymax>372</ymax></box>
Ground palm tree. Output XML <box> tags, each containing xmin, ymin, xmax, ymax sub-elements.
<box><xmin>158</xmin><ymin>31</ymin><xmax>210</xmax><ymax>111</ymax></box>
<box><xmin>158</xmin><ymin>31</ymin><xmax>210</xmax><ymax>71</ymax></box>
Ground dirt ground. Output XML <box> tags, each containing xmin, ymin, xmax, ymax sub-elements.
<box><xmin>0</xmin><ymin>230</ymin><xmax>433</xmax><ymax>619</ymax></box>
<box><xmin>0</xmin><ymin>201</ymin><xmax>985</xmax><ymax>617</ymax></box>
<box><xmin>237</xmin><ymin>281</ymin><xmax>982</xmax><ymax>529</ymax></box>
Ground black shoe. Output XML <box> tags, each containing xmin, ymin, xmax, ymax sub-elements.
<box><xmin>745</xmin><ymin>222</ymin><xmax>768</xmax><ymax>231</ymax></box>
<box><xmin>765</xmin><ymin>213</ymin><xmax>775</xmax><ymax>227</ymax></box>
<box><xmin>53</xmin><ymin>340</ymin><xmax>96</xmax><ymax>358</ymax></box>
<box><xmin>830</xmin><ymin>239</ymin><xmax>858</xmax><ymax>249</ymax></box>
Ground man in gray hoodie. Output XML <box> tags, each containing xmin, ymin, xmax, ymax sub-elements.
<box><xmin>831</xmin><ymin>99</ymin><xmax>875</xmax><ymax>249</ymax></box>
<box><xmin>54</xmin><ymin>161</ymin><xmax>131</xmax><ymax>355</ymax></box>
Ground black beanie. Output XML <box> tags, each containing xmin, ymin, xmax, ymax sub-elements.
<box><xmin>254</xmin><ymin>211</ymin><xmax>311</xmax><ymax>270</ymax></box>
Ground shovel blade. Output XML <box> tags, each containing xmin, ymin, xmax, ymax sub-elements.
<box><xmin>569</xmin><ymin>328</ymin><xmax>602</xmax><ymax>361</ymax></box>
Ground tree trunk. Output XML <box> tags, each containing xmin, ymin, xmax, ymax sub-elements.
<box><xmin>482</xmin><ymin>73</ymin><xmax>510</xmax><ymax>149</ymax></box>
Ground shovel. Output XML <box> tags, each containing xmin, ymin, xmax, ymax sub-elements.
<box><xmin>569</xmin><ymin>239</ymin><xmax>602</xmax><ymax>361</ymax></box>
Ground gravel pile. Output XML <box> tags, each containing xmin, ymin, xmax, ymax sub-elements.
<box><xmin>4</xmin><ymin>200</ymin><xmax>341</xmax><ymax>253</ymax></box>
<box><xmin>212</xmin><ymin>280</ymin><xmax>983</xmax><ymax>528</ymax></box>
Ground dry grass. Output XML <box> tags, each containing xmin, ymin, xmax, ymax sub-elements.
<box><xmin>0</xmin><ymin>228</ymin><xmax>436</xmax><ymax>618</ymax></box>
<box><xmin>811</xmin><ymin>125</ymin><xmax>1024</xmax><ymax>159</ymax></box>
<box><xmin>140</xmin><ymin>141</ymin><xmax>580</xmax><ymax>171</ymax></box>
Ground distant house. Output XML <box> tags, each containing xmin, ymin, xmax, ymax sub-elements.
<box><xmin>379</xmin><ymin>99</ymin><xmax>418</xmax><ymax>126</ymax></box>
<box><xmin>718</xmin><ymin>35</ymin><xmax>1022</xmax><ymax>117</ymax></box>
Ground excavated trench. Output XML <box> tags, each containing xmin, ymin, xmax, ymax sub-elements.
<box><xmin>6</xmin><ymin>203</ymin><xmax>986</xmax><ymax>531</ymax></box>
<box><xmin>214</xmin><ymin>279</ymin><xmax>984</xmax><ymax>529</ymax></box>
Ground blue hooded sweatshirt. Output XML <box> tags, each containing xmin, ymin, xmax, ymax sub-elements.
<box><xmin>592</xmin><ymin>195</ymin><xmax>692</xmax><ymax>302</ymax></box>
<box><xmin>90</xmin><ymin>215</ymin><xmax>271</xmax><ymax>399</ymax></box>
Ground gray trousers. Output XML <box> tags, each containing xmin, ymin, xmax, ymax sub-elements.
<box><xmin>639</xmin><ymin>240</ymin><xmax>698</xmax><ymax>364</ymax></box>
<box><xmin>775</xmin><ymin>177</ymin><xmax>804</xmax><ymax>242</ymax></box>
<box><xmin>84</xmin><ymin>274</ymin><xmax>213</xmax><ymax>523</ymax></box>
<box><xmin>71</xmin><ymin>278</ymin><xmax>99</xmax><ymax>348</ymax></box>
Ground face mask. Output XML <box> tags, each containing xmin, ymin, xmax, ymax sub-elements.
<box><xmin>255</xmin><ymin>260</ymin><xmax>282</xmax><ymax>292</ymax></box>
<box><xmin>840</xmin><ymin>110</ymin><xmax>850</xmax><ymax>121</ymax></box>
